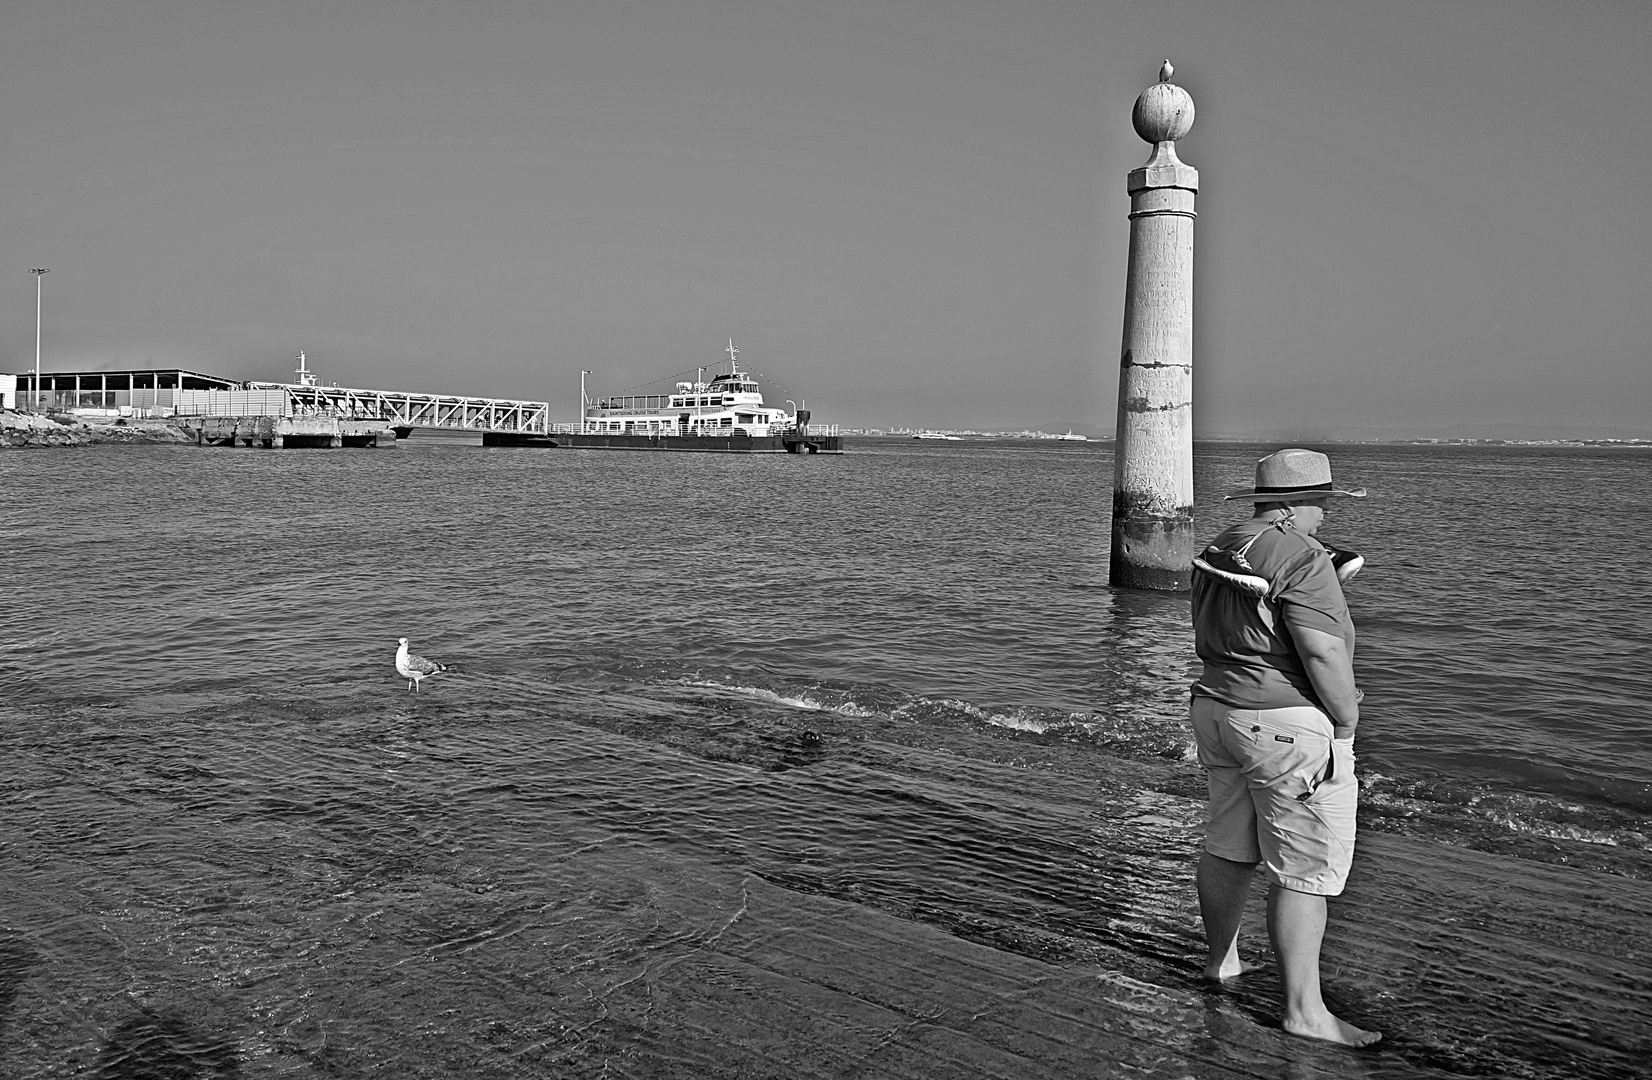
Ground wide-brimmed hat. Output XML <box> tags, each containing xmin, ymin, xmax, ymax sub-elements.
<box><xmin>1223</xmin><ymin>448</ymin><xmax>1367</xmax><ymax>501</ymax></box>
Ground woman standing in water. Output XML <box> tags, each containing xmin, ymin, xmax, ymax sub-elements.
<box><xmin>1188</xmin><ymin>448</ymin><xmax>1381</xmax><ymax>1048</ymax></box>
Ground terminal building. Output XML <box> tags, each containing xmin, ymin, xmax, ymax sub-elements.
<box><xmin>5</xmin><ymin>367</ymin><xmax>243</xmax><ymax>412</ymax></box>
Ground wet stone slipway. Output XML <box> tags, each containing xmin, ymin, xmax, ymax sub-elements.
<box><xmin>1</xmin><ymin>686</ymin><xmax>1645</xmax><ymax>1079</ymax></box>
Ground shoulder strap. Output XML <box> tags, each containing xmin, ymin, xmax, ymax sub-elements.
<box><xmin>1191</xmin><ymin>555</ymin><xmax>1269</xmax><ymax>597</ymax></box>
<box><xmin>1192</xmin><ymin>516</ymin><xmax>1295</xmax><ymax>598</ymax></box>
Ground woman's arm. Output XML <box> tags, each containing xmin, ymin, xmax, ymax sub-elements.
<box><xmin>1291</xmin><ymin>624</ymin><xmax>1360</xmax><ymax>737</ymax></box>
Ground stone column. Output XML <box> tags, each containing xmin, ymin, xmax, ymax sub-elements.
<box><xmin>1109</xmin><ymin>61</ymin><xmax>1198</xmax><ymax>591</ymax></box>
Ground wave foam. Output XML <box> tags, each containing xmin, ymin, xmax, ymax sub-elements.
<box><xmin>683</xmin><ymin>679</ymin><xmax>879</xmax><ymax>717</ymax></box>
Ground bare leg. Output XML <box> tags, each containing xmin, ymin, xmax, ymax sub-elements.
<box><xmin>1196</xmin><ymin>850</ymin><xmax>1257</xmax><ymax>980</ymax></box>
<box><xmin>1267</xmin><ymin>885</ymin><xmax>1381</xmax><ymax>1046</ymax></box>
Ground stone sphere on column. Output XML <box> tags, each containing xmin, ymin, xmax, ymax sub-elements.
<box><xmin>1132</xmin><ymin>78</ymin><xmax>1195</xmax><ymax>144</ymax></box>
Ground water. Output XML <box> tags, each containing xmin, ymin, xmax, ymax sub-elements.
<box><xmin>1</xmin><ymin>437</ymin><xmax>1648</xmax><ymax>1077</ymax></box>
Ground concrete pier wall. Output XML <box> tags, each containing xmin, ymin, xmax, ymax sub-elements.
<box><xmin>184</xmin><ymin>416</ymin><xmax>396</xmax><ymax>449</ymax></box>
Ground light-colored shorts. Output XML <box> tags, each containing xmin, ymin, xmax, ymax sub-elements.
<box><xmin>1190</xmin><ymin>695</ymin><xmax>1358</xmax><ymax>896</ymax></box>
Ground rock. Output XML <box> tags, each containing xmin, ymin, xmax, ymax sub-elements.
<box><xmin>0</xmin><ymin>409</ymin><xmax>193</xmax><ymax>449</ymax></box>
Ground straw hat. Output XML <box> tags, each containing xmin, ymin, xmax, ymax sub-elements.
<box><xmin>1223</xmin><ymin>448</ymin><xmax>1368</xmax><ymax>501</ymax></box>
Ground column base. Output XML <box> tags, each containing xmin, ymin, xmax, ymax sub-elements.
<box><xmin>1108</xmin><ymin>499</ymin><xmax>1194</xmax><ymax>591</ymax></box>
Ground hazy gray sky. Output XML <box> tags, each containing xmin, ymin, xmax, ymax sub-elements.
<box><xmin>3</xmin><ymin>0</ymin><xmax>1647</xmax><ymax>433</ymax></box>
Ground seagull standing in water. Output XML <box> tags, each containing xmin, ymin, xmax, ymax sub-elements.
<box><xmin>395</xmin><ymin>637</ymin><xmax>446</xmax><ymax>692</ymax></box>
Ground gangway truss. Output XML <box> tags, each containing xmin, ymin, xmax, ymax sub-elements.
<box><xmin>245</xmin><ymin>381</ymin><xmax>550</xmax><ymax>435</ymax></box>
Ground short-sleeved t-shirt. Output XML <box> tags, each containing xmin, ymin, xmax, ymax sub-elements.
<box><xmin>1190</xmin><ymin>518</ymin><xmax>1354</xmax><ymax>711</ymax></box>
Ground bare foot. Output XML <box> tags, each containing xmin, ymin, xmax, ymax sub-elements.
<box><xmin>1202</xmin><ymin>957</ymin><xmax>1258</xmax><ymax>981</ymax></box>
<box><xmin>1283</xmin><ymin>1011</ymin><xmax>1382</xmax><ymax>1048</ymax></box>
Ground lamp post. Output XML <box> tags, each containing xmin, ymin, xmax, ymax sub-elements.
<box><xmin>31</xmin><ymin>269</ymin><xmax>48</xmax><ymax>410</ymax></box>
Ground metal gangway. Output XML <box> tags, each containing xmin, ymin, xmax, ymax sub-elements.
<box><xmin>245</xmin><ymin>381</ymin><xmax>551</xmax><ymax>435</ymax></box>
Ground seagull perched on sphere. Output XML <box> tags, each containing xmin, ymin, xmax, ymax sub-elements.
<box><xmin>1159</xmin><ymin>59</ymin><xmax>1174</xmax><ymax>82</ymax></box>
<box><xmin>395</xmin><ymin>637</ymin><xmax>446</xmax><ymax>692</ymax></box>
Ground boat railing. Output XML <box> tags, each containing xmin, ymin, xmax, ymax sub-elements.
<box><xmin>547</xmin><ymin>422</ymin><xmax>838</xmax><ymax>437</ymax></box>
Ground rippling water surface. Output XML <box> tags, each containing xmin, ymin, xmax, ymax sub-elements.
<box><xmin>2</xmin><ymin>438</ymin><xmax>1648</xmax><ymax>1077</ymax></box>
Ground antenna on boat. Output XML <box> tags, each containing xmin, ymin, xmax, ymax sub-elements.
<box><xmin>295</xmin><ymin>350</ymin><xmax>316</xmax><ymax>387</ymax></box>
<box><xmin>726</xmin><ymin>338</ymin><xmax>739</xmax><ymax>375</ymax></box>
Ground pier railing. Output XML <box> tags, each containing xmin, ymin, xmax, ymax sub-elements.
<box><xmin>246</xmin><ymin>383</ymin><xmax>551</xmax><ymax>435</ymax></box>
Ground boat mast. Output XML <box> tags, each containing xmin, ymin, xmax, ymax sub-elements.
<box><xmin>726</xmin><ymin>338</ymin><xmax>739</xmax><ymax>376</ymax></box>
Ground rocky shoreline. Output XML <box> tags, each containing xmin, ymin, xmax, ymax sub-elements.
<box><xmin>0</xmin><ymin>409</ymin><xmax>195</xmax><ymax>449</ymax></box>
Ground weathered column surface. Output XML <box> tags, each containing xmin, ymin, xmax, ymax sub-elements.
<box><xmin>1109</xmin><ymin>61</ymin><xmax>1198</xmax><ymax>591</ymax></box>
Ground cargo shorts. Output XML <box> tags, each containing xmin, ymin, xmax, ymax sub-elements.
<box><xmin>1190</xmin><ymin>695</ymin><xmax>1358</xmax><ymax>896</ymax></box>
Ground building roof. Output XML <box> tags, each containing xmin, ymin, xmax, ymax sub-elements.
<box><xmin>8</xmin><ymin>367</ymin><xmax>243</xmax><ymax>389</ymax></box>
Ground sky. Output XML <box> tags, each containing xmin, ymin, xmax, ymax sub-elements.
<box><xmin>2</xmin><ymin>0</ymin><xmax>1648</xmax><ymax>436</ymax></box>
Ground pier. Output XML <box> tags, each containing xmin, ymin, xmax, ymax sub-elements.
<box><xmin>6</xmin><ymin>356</ymin><xmax>554</xmax><ymax>450</ymax></box>
<box><xmin>242</xmin><ymin>380</ymin><xmax>551</xmax><ymax>440</ymax></box>
<box><xmin>165</xmin><ymin>350</ymin><xmax>553</xmax><ymax>448</ymax></box>
<box><xmin>181</xmin><ymin>414</ymin><xmax>398</xmax><ymax>449</ymax></box>
<box><xmin>170</xmin><ymin>352</ymin><xmax>553</xmax><ymax>448</ymax></box>
<box><xmin>174</xmin><ymin>379</ymin><xmax>552</xmax><ymax>450</ymax></box>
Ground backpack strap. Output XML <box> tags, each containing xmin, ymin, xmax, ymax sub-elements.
<box><xmin>1192</xmin><ymin>519</ymin><xmax>1281</xmax><ymax>597</ymax></box>
<box><xmin>1190</xmin><ymin>555</ymin><xmax>1270</xmax><ymax>596</ymax></box>
<box><xmin>1194</xmin><ymin>514</ymin><xmax>1365</xmax><ymax>594</ymax></box>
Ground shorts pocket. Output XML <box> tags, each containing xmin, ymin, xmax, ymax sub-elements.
<box><xmin>1302</xmin><ymin>738</ymin><xmax>1355</xmax><ymax>804</ymax></box>
<box><xmin>1225</xmin><ymin>716</ymin><xmax>1332</xmax><ymax>798</ymax></box>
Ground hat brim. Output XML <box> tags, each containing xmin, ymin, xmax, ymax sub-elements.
<box><xmin>1223</xmin><ymin>486</ymin><xmax>1367</xmax><ymax>501</ymax></box>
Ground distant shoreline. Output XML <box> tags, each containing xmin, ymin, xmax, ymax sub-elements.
<box><xmin>850</xmin><ymin>431</ymin><xmax>1652</xmax><ymax>448</ymax></box>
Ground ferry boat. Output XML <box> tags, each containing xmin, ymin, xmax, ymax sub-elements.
<box><xmin>1056</xmin><ymin>430</ymin><xmax>1089</xmax><ymax>442</ymax></box>
<box><xmin>550</xmin><ymin>341</ymin><xmax>841</xmax><ymax>454</ymax></box>
<box><xmin>913</xmin><ymin>431</ymin><xmax>962</xmax><ymax>441</ymax></box>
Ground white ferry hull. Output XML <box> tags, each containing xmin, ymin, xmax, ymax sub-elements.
<box><xmin>552</xmin><ymin>432</ymin><xmax>842</xmax><ymax>454</ymax></box>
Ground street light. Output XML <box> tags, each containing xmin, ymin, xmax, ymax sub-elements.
<box><xmin>31</xmin><ymin>269</ymin><xmax>47</xmax><ymax>410</ymax></box>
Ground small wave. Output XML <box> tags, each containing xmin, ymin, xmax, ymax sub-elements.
<box><xmin>678</xmin><ymin>674</ymin><xmax>1644</xmax><ymax>859</ymax></box>
<box><xmin>683</xmin><ymin>679</ymin><xmax>879</xmax><ymax>718</ymax></box>
<box><xmin>1361</xmin><ymin>771</ymin><xmax>1651</xmax><ymax>864</ymax></box>
<box><xmin>0</xmin><ymin>630</ymin><xmax>64</xmax><ymax>653</ymax></box>
<box><xmin>1492</xmin><ymin>817</ymin><xmax>1640</xmax><ymax>847</ymax></box>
